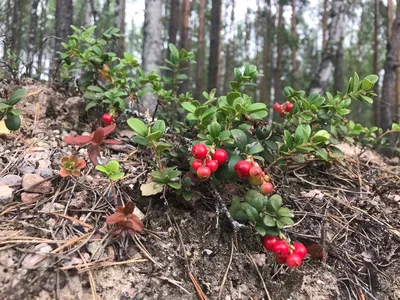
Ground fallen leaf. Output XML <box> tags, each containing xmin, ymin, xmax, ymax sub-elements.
<box><xmin>140</xmin><ymin>182</ymin><xmax>164</xmax><ymax>196</ymax></box>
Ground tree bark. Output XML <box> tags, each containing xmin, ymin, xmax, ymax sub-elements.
<box><xmin>334</xmin><ymin>36</ymin><xmax>344</xmax><ymax>92</ymax></box>
<box><xmin>381</xmin><ymin>4</ymin><xmax>400</xmax><ymax>131</ymax></box>
<box><xmin>396</xmin><ymin>50</ymin><xmax>400</xmax><ymax>122</ymax></box>
<box><xmin>244</xmin><ymin>7</ymin><xmax>252</xmax><ymax>63</ymax></box>
<box><xmin>55</xmin><ymin>0</ymin><xmax>73</xmax><ymax>56</ymax></box>
<box><xmin>373</xmin><ymin>0</ymin><xmax>380</xmax><ymax>126</ymax></box>
<box><xmin>168</xmin><ymin>0</ymin><xmax>180</xmax><ymax>53</ymax></box>
<box><xmin>11</xmin><ymin>0</ymin><xmax>23</xmax><ymax>54</ymax></box>
<box><xmin>84</xmin><ymin>0</ymin><xmax>92</xmax><ymax>27</ymax></box>
<box><xmin>309</xmin><ymin>0</ymin><xmax>344</xmax><ymax>95</ymax></box>
<box><xmin>115</xmin><ymin>0</ymin><xmax>126</xmax><ymax>57</ymax></box>
<box><xmin>178</xmin><ymin>0</ymin><xmax>191</xmax><ymax>94</ymax></box>
<box><xmin>261</xmin><ymin>0</ymin><xmax>271</xmax><ymax>107</ymax></box>
<box><xmin>37</xmin><ymin>0</ymin><xmax>49</xmax><ymax>75</ymax></box>
<box><xmin>223</xmin><ymin>0</ymin><xmax>236</xmax><ymax>95</ymax></box>
<box><xmin>27</xmin><ymin>0</ymin><xmax>40</xmax><ymax>71</ymax></box>
<box><xmin>195</xmin><ymin>0</ymin><xmax>207</xmax><ymax>100</ymax></box>
<box><xmin>388</xmin><ymin>0</ymin><xmax>394</xmax><ymax>41</ymax></box>
<box><xmin>142</xmin><ymin>0</ymin><xmax>163</xmax><ymax>113</ymax></box>
<box><xmin>291</xmin><ymin>0</ymin><xmax>297</xmax><ymax>89</ymax></box>
<box><xmin>322</xmin><ymin>0</ymin><xmax>328</xmax><ymax>50</ymax></box>
<box><xmin>274</xmin><ymin>2</ymin><xmax>284</xmax><ymax>103</ymax></box>
<box><xmin>207</xmin><ymin>0</ymin><xmax>222</xmax><ymax>92</ymax></box>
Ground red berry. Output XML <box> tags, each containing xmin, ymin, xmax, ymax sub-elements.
<box><xmin>285</xmin><ymin>102</ymin><xmax>294</xmax><ymax>113</ymax></box>
<box><xmin>273</xmin><ymin>103</ymin><xmax>282</xmax><ymax>112</ymax></box>
<box><xmin>285</xmin><ymin>253</ymin><xmax>303</xmax><ymax>269</ymax></box>
<box><xmin>292</xmin><ymin>242</ymin><xmax>307</xmax><ymax>259</ymax></box>
<box><xmin>275</xmin><ymin>255</ymin><xmax>288</xmax><ymax>264</ymax></box>
<box><xmin>213</xmin><ymin>148</ymin><xmax>228</xmax><ymax>164</ymax></box>
<box><xmin>280</xmin><ymin>109</ymin><xmax>286</xmax><ymax>117</ymax></box>
<box><xmin>234</xmin><ymin>160</ymin><xmax>253</xmax><ymax>178</ymax></box>
<box><xmin>196</xmin><ymin>166</ymin><xmax>211</xmax><ymax>180</ymax></box>
<box><xmin>192</xmin><ymin>144</ymin><xmax>208</xmax><ymax>159</ymax></box>
<box><xmin>260</xmin><ymin>182</ymin><xmax>274</xmax><ymax>195</ymax></box>
<box><xmin>249</xmin><ymin>166</ymin><xmax>263</xmax><ymax>178</ymax></box>
<box><xmin>273</xmin><ymin>240</ymin><xmax>289</xmax><ymax>257</ymax></box>
<box><xmin>206</xmin><ymin>160</ymin><xmax>219</xmax><ymax>172</ymax></box>
<box><xmin>102</xmin><ymin>113</ymin><xmax>113</xmax><ymax>125</ymax></box>
<box><xmin>191</xmin><ymin>159</ymin><xmax>203</xmax><ymax>171</ymax></box>
<box><xmin>262</xmin><ymin>235</ymin><xmax>278</xmax><ymax>252</ymax></box>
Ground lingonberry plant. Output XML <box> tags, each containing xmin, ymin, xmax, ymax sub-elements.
<box><xmin>59</xmin><ymin>156</ymin><xmax>86</xmax><ymax>177</ymax></box>
<box><xmin>0</xmin><ymin>89</ymin><xmax>28</xmax><ymax>131</ymax></box>
<box><xmin>106</xmin><ymin>201</ymin><xmax>144</xmax><ymax>236</ymax></box>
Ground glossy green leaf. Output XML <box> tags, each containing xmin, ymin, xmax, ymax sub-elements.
<box><xmin>127</xmin><ymin>118</ymin><xmax>148</xmax><ymax>137</ymax></box>
<box><xmin>8</xmin><ymin>89</ymin><xmax>27</xmax><ymax>105</ymax></box>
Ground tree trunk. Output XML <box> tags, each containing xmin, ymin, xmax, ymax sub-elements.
<box><xmin>195</xmin><ymin>0</ymin><xmax>207</xmax><ymax>100</ymax></box>
<box><xmin>142</xmin><ymin>0</ymin><xmax>163</xmax><ymax>113</ymax></box>
<box><xmin>84</xmin><ymin>0</ymin><xmax>92</xmax><ymax>27</ymax></box>
<box><xmin>27</xmin><ymin>0</ymin><xmax>40</xmax><ymax>76</ymax></box>
<box><xmin>207</xmin><ymin>0</ymin><xmax>222</xmax><ymax>92</ymax></box>
<box><xmin>322</xmin><ymin>0</ymin><xmax>328</xmax><ymax>50</ymax></box>
<box><xmin>388</xmin><ymin>0</ymin><xmax>394</xmax><ymax>41</ymax></box>
<box><xmin>274</xmin><ymin>3</ymin><xmax>284</xmax><ymax>103</ymax></box>
<box><xmin>261</xmin><ymin>0</ymin><xmax>271</xmax><ymax>106</ymax></box>
<box><xmin>37</xmin><ymin>0</ymin><xmax>49</xmax><ymax>76</ymax></box>
<box><xmin>115</xmin><ymin>0</ymin><xmax>126</xmax><ymax>57</ymax></box>
<box><xmin>396</xmin><ymin>50</ymin><xmax>400</xmax><ymax>122</ymax></box>
<box><xmin>168</xmin><ymin>0</ymin><xmax>180</xmax><ymax>53</ymax></box>
<box><xmin>178</xmin><ymin>0</ymin><xmax>191</xmax><ymax>94</ymax></box>
<box><xmin>11</xmin><ymin>0</ymin><xmax>23</xmax><ymax>54</ymax></box>
<box><xmin>309</xmin><ymin>0</ymin><xmax>344</xmax><ymax>95</ymax></box>
<box><xmin>223</xmin><ymin>0</ymin><xmax>236</xmax><ymax>95</ymax></box>
<box><xmin>381</xmin><ymin>4</ymin><xmax>400</xmax><ymax>131</ymax></box>
<box><xmin>55</xmin><ymin>0</ymin><xmax>73</xmax><ymax>57</ymax></box>
<box><xmin>244</xmin><ymin>7</ymin><xmax>251</xmax><ymax>62</ymax></box>
<box><xmin>373</xmin><ymin>0</ymin><xmax>380</xmax><ymax>126</ymax></box>
<box><xmin>291</xmin><ymin>0</ymin><xmax>297</xmax><ymax>89</ymax></box>
<box><xmin>334</xmin><ymin>37</ymin><xmax>344</xmax><ymax>92</ymax></box>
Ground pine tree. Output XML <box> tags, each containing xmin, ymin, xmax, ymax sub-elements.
<box><xmin>207</xmin><ymin>0</ymin><xmax>222</xmax><ymax>92</ymax></box>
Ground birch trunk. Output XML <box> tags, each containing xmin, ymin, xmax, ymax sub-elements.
<box><xmin>142</xmin><ymin>0</ymin><xmax>163</xmax><ymax>113</ymax></box>
<box><xmin>309</xmin><ymin>0</ymin><xmax>344</xmax><ymax>95</ymax></box>
<box><xmin>27</xmin><ymin>0</ymin><xmax>40</xmax><ymax>76</ymax></box>
<box><xmin>207</xmin><ymin>0</ymin><xmax>222</xmax><ymax>92</ymax></box>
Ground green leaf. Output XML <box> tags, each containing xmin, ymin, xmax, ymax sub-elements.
<box><xmin>127</xmin><ymin>118</ymin><xmax>148</xmax><ymax>137</ymax></box>
<box><xmin>255</xmin><ymin>224</ymin><xmax>266</xmax><ymax>236</ymax></box>
<box><xmin>263</xmin><ymin>215</ymin><xmax>276</xmax><ymax>227</ymax></box>
<box><xmin>167</xmin><ymin>182</ymin><xmax>182</xmax><ymax>189</ymax></box>
<box><xmin>266</xmin><ymin>194</ymin><xmax>282</xmax><ymax>213</ymax></box>
<box><xmin>284</xmin><ymin>130</ymin><xmax>294</xmax><ymax>149</ymax></box>
<box><xmin>249</xmin><ymin>110</ymin><xmax>268</xmax><ymax>120</ymax></box>
<box><xmin>278</xmin><ymin>207</ymin><xmax>293</xmax><ymax>217</ymax></box>
<box><xmin>8</xmin><ymin>89</ymin><xmax>27</xmax><ymax>106</ymax></box>
<box><xmin>311</xmin><ymin>130</ymin><xmax>330</xmax><ymax>144</ymax></box>
<box><xmin>132</xmin><ymin>135</ymin><xmax>152</xmax><ymax>146</ymax></box>
<box><xmin>265</xmin><ymin>227</ymin><xmax>279</xmax><ymax>236</ymax></box>
<box><xmin>245</xmin><ymin>206</ymin><xmax>260</xmax><ymax>223</ymax></box>
<box><xmin>315</xmin><ymin>148</ymin><xmax>328</xmax><ymax>161</ymax></box>
<box><xmin>106</xmin><ymin>160</ymin><xmax>120</xmax><ymax>173</ymax></box>
<box><xmin>9</xmin><ymin>109</ymin><xmax>20</xmax><ymax>115</ymax></box>
<box><xmin>231</xmin><ymin>129</ymin><xmax>247</xmax><ymax>151</ymax></box>
<box><xmin>248</xmin><ymin>142</ymin><xmax>264</xmax><ymax>154</ymax></box>
<box><xmin>279</xmin><ymin>217</ymin><xmax>294</xmax><ymax>226</ymax></box>
<box><xmin>4</xmin><ymin>113</ymin><xmax>20</xmax><ymax>131</ymax></box>
<box><xmin>109</xmin><ymin>172</ymin><xmax>124</xmax><ymax>181</ymax></box>
<box><xmin>87</xmin><ymin>85</ymin><xmax>103</xmax><ymax>92</ymax></box>
<box><xmin>152</xmin><ymin>120</ymin><xmax>166</xmax><ymax>135</ymax></box>
<box><xmin>181</xmin><ymin>102</ymin><xmax>196</xmax><ymax>113</ymax></box>
<box><xmin>294</xmin><ymin>124</ymin><xmax>311</xmax><ymax>145</ymax></box>
<box><xmin>169</xmin><ymin>43</ymin><xmax>180</xmax><ymax>59</ymax></box>
<box><xmin>0</xmin><ymin>103</ymin><xmax>11</xmax><ymax>110</ymax></box>
<box><xmin>85</xmin><ymin>101</ymin><xmax>98</xmax><ymax>111</ymax></box>
<box><xmin>208</xmin><ymin>121</ymin><xmax>221</xmax><ymax>138</ymax></box>
<box><xmin>392</xmin><ymin>123</ymin><xmax>400</xmax><ymax>131</ymax></box>
<box><xmin>360</xmin><ymin>95</ymin><xmax>373</xmax><ymax>104</ymax></box>
<box><xmin>364</xmin><ymin>74</ymin><xmax>378</xmax><ymax>85</ymax></box>
<box><xmin>244</xmin><ymin>190</ymin><xmax>265</xmax><ymax>212</ymax></box>
<box><xmin>226</xmin><ymin>92</ymin><xmax>241</xmax><ymax>106</ymax></box>
<box><xmin>95</xmin><ymin>165</ymin><xmax>109</xmax><ymax>174</ymax></box>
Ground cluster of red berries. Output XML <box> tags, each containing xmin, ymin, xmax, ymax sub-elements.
<box><xmin>191</xmin><ymin>144</ymin><xmax>228</xmax><ymax>180</ymax></box>
<box><xmin>262</xmin><ymin>235</ymin><xmax>307</xmax><ymax>268</ymax></box>
<box><xmin>273</xmin><ymin>101</ymin><xmax>294</xmax><ymax>117</ymax></box>
<box><xmin>234</xmin><ymin>159</ymin><xmax>274</xmax><ymax>195</ymax></box>
<box><xmin>102</xmin><ymin>113</ymin><xmax>114</xmax><ymax>125</ymax></box>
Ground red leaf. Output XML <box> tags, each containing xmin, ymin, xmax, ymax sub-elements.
<box><xmin>123</xmin><ymin>201</ymin><xmax>135</xmax><ymax>214</ymax></box>
<box><xmin>103</xmin><ymin>139</ymin><xmax>121</xmax><ymax>145</ymax></box>
<box><xmin>126</xmin><ymin>214</ymin><xmax>144</xmax><ymax>232</ymax></box>
<box><xmin>76</xmin><ymin>159</ymin><xmax>86</xmax><ymax>169</ymax></box>
<box><xmin>92</xmin><ymin>127</ymin><xmax>104</xmax><ymax>145</ymax></box>
<box><xmin>59</xmin><ymin>168</ymin><xmax>70</xmax><ymax>177</ymax></box>
<box><xmin>88</xmin><ymin>144</ymin><xmax>100</xmax><ymax>165</ymax></box>
<box><xmin>115</xmin><ymin>206</ymin><xmax>124</xmax><ymax>213</ymax></box>
<box><xmin>106</xmin><ymin>212</ymin><xmax>125</xmax><ymax>225</ymax></box>
<box><xmin>103</xmin><ymin>124</ymin><xmax>116</xmax><ymax>137</ymax></box>
<box><xmin>307</xmin><ymin>244</ymin><xmax>328</xmax><ymax>262</ymax></box>
<box><xmin>64</xmin><ymin>135</ymin><xmax>92</xmax><ymax>145</ymax></box>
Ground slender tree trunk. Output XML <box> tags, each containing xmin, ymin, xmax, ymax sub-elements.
<box><xmin>55</xmin><ymin>0</ymin><xmax>73</xmax><ymax>57</ymax></box>
<box><xmin>11</xmin><ymin>0</ymin><xmax>23</xmax><ymax>54</ymax></box>
<box><xmin>373</xmin><ymin>0</ymin><xmax>380</xmax><ymax>126</ymax></box>
<box><xmin>261</xmin><ymin>0</ymin><xmax>271</xmax><ymax>106</ymax></box>
<box><xmin>244</xmin><ymin>7</ymin><xmax>251</xmax><ymax>62</ymax></box>
<box><xmin>27</xmin><ymin>0</ymin><xmax>40</xmax><ymax>76</ymax></box>
<box><xmin>195</xmin><ymin>0</ymin><xmax>207</xmax><ymax>100</ymax></box>
<box><xmin>309</xmin><ymin>0</ymin><xmax>344</xmax><ymax>95</ymax></box>
<box><xmin>396</xmin><ymin>51</ymin><xmax>400</xmax><ymax>122</ymax></box>
<box><xmin>84</xmin><ymin>0</ymin><xmax>92</xmax><ymax>27</ymax></box>
<box><xmin>322</xmin><ymin>0</ymin><xmax>328</xmax><ymax>50</ymax></box>
<box><xmin>291</xmin><ymin>0</ymin><xmax>297</xmax><ymax>89</ymax></box>
<box><xmin>207</xmin><ymin>0</ymin><xmax>222</xmax><ymax>92</ymax></box>
<box><xmin>274</xmin><ymin>3</ymin><xmax>284</xmax><ymax>103</ymax></box>
<box><xmin>37</xmin><ymin>0</ymin><xmax>49</xmax><ymax>76</ymax></box>
<box><xmin>388</xmin><ymin>0</ymin><xmax>394</xmax><ymax>41</ymax></box>
<box><xmin>381</xmin><ymin>4</ymin><xmax>400</xmax><ymax>132</ymax></box>
<box><xmin>168</xmin><ymin>0</ymin><xmax>180</xmax><ymax>53</ymax></box>
<box><xmin>223</xmin><ymin>0</ymin><xmax>236</xmax><ymax>95</ymax></box>
<box><xmin>142</xmin><ymin>0</ymin><xmax>163</xmax><ymax>113</ymax></box>
<box><xmin>178</xmin><ymin>0</ymin><xmax>191</xmax><ymax>94</ymax></box>
<box><xmin>115</xmin><ymin>0</ymin><xmax>126</xmax><ymax>57</ymax></box>
<box><xmin>334</xmin><ymin>37</ymin><xmax>344</xmax><ymax>92</ymax></box>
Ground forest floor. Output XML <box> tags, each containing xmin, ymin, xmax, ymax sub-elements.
<box><xmin>0</xmin><ymin>79</ymin><xmax>399</xmax><ymax>300</ymax></box>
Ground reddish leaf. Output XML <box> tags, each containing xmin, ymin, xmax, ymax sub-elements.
<box><xmin>92</xmin><ymin>127</ymin><xmax>105</xmax><ymax>145</ymax></box>
<box><xmin>103</xmin><ymin>124</ymin><xmax>116</xmax><ymax>136</ymax></box>
<box><xmin>64</xmin><ymin>135</ymin><xmax>92</xmax><ymax>145</ymax></box>
<box><xmin>127</xmin><ymin>214</ymin><xmax>144</xmax><ymax>232</ymax></box>
<box><xmin>106</xmin><ymin>212</ymin><xmax>125</xmax><ymax>225</ymax></box>
<box><xmin>76</xmin><ymin>159</ymin><xmax>87</xmax><ymax>169</ymax></box>
<box><xmin>71</xmin><ymin>169</ymin><xmax>81</xmax><ymax>177</ymax></box>
<box><xmin>88</xmin><ymin>144</ymin><xmax>100</xmax><ymax>165</ymax></box>
<box><xmin>307</xmin><ymin>244</ymin><xmax>328</xmax><ymax>262</ymax></box>
<box><xmin>103</xmin><ymin>139</ymin><xmax>121</xmax><ymax>145</ymax></box>
<box><xmin>59</xmin><ymin>168</ymin><xmax>70</xmax><ymax>177</ymax></box>
<box><xmin>123</xmin><ymin>201</ymin><xmax>135</xmax><ymax>214</ymax></box>
<box><xmin>115</xmin><ymin>206</ymin><xmax>124</xmax><ymax>213</ymax></box>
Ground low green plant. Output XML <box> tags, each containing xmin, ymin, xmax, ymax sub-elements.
<box><xmin>96</xmin><ymin>160</ymin><xmax>125</xmax><ymax>181</ymax></box>
<box><xmin>0</xmin><ymin>88</ymin><xmax>28</xmax><ymax>131</ymax></box>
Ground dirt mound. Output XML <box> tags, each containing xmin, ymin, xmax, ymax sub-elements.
<box><xmin>0</xmin><ymin>81</ymin><xmax>399</xmax><ymax>300</ymax></box>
